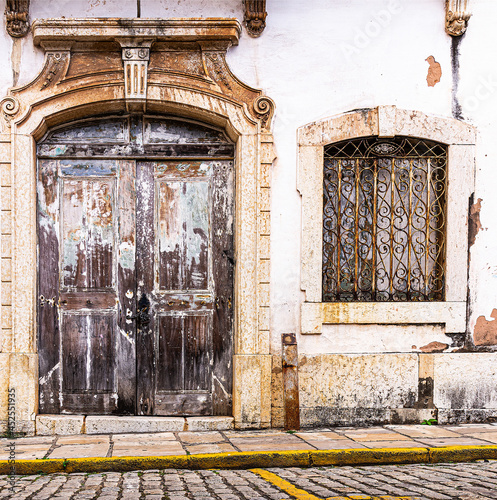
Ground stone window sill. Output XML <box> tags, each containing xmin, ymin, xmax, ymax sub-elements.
<box><xmin>301</xmin><ymin>301</ymin><xmax>466</xmax><ymax>335</ymax></box>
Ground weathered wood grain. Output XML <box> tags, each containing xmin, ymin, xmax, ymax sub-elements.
<box><xmin>37</xmin><ymin>159</ymin><xmax>61</xmax><ymax>413</ymax></box>
<box><xmin>61</xmin><ymin>313</ymin><xmax>116</xmax><ymax>393</ymax></box>
<box><xmin>61</xmin><ymin>178</ymin><xmax>115</xmax><ymax>289</ymax></box>
<box><xmin>158</xmin><ymin>179</ymin><xmax>209</xmax><ymax>291</ymax></box>
<box><xmin>157</xmin><ymin>314</ymin><xmax>184</xmax><ymax>392</ymax></box>
<box><xmin>136</xmin><ymin>161</ymin><xmax>156</xmax><ymax>415</ymax></box>
<box><xmin>116</xmin><ymin>159</ymin><xmax>136</xmax><ymax>414</ymax></box>
<box><xmin>211</xmin><ymin>161</ymin><xmax>235</xmax><ymax>415</ymax></box>
<box><xmin>154</xmin><ymin>393</ymin><xmax>212</xmax><ymax>416</ymax></box>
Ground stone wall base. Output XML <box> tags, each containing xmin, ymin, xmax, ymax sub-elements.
<box><xmin>299</xmin><ymin>407</ymin><xmax>497</xmax><ymax>428</ymax></box>
<box><xmin>35</xmin><ymin>415</ymin><xmax>234</xmax><ymax>436</ymax></box>
<box><xmin>300</xmin><ymin>408</ymin><xmax>437</xmax><ymax>428</ymax></box>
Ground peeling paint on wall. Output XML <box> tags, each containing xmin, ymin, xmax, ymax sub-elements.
<box><xmin>419</xmin><ymin>341</ymin><xmax>448</xmax><ymax>353</ymax></box>
<box><xmin>468</xmin><ymin>197</ymin><xmax>483</xmax><ymax>248</ymax></box>
<box><xmin>474</xmin><ymin>309</ymin><xmax>497</xmax><ymax>346</ymax></box>
<box><xmin>426</xmin><ymin>56</ymin><xmax>442</xmax><ymax>87</ymax></box>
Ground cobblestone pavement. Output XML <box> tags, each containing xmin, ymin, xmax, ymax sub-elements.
<box><xmin>1</xmin><ymin>461</ymin><xmax>497</xmax><ymax>500</ymax></box>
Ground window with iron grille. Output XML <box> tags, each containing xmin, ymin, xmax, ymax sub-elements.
<box><xmin>323</xmin><ymin>136</ymin><xmax>447</xmax><ymax>302</ymax></box>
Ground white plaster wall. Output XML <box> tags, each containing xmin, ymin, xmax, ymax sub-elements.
<box><xmin>303</xmin><ymin>325</ymin><xmax>451</xmax><ymax>355</ymax></box>
<box><xmin>434</xmin><ymin>354</ymin><xmax>497</xmax><ymax>409</ymax></box>
<box><xmin>459</xmin><ymin>1</ymin><xmax>497</xmax><ymax>339</ymax></box>
<box><xmin>1</xmin><ymin>0</ymin><xmax>496</xmax><ymax>358</ymax></box>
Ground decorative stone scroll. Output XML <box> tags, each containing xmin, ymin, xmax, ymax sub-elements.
<box><xmin>445</xmin><ymin>0</ymin><xmax>471</xmax><ymax>36</ymax></box>
<box><xmin>243</xmin><ymin>0</ymin><xmax>267</xmax><ymax>37</ymax></box>
<box><xmin>5</xmin><ymin>0</ymin><xmax>30</xmax><ymax>37</ymax></box>
<box><xmin>0</xmin><ymin>96</ymin><xmax>20</xmax><ymax>126</ymax></box>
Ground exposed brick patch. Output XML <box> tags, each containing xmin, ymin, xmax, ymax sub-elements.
<box><xmin>468</xmin><ymin>197</ymin><xmax>483</xmax><ymax>247</ymax></box>
<box><xmin>419</xmin><ymin>341</ymin><xmax>448</xmax><ymax>353</ymax></box>
<box><xmin>474</xmin><ymin>309</ymin><xmax>497</xmax><ymax>346</ymax></box>
<box><xmin>426</xmin><ymin>55</ymin><xmax>442</xmax><ymax>87</ymax></box>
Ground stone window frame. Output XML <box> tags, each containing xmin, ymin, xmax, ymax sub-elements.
<box><xmin>298</xmin><ymin>106</ymin><xmax>476</xmax><ymax>335</ymax></box>
<box><xmin>0</xmin><ymin>18</ymin><xmax>275</xmax><ymax>433</ymax></box>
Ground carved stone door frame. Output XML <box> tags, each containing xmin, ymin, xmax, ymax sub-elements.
<box><xmin>0</xmin><ymin>18</ymin><xmax>275</xmax><ymax>433</ymax></box>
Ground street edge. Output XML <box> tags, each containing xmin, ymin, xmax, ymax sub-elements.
<box><xmin>1</xmin><ymin>446</ymin><xmax>496</xmax><ymax>475</ymax></box>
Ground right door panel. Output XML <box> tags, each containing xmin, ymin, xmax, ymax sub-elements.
<box><xmin>136</xmin><ymin>160</ymin><xmax>234</xmax><ymax>416</ymax></box>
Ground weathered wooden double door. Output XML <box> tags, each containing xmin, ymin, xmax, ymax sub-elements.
<box><xmin>37</xmin><ymin>116</ymin><xmax>234</xmax><ymax>415</ymax></box>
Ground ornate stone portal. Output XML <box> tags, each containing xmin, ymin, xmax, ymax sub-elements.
<box><xmin>0</xmin><ymin>18</ymin><xmax>275</xmax><ymax>434</ymax></box>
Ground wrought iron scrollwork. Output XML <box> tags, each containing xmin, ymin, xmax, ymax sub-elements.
<box><xmin>323</xmin><ymin>136</ymin><xmax>447</xmax><ymax>302</ymax></box>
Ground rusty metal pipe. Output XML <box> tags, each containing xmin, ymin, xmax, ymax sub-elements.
<box><xmin>282</xmin><ymin>333</ymin><xmax>300</xmax><ymax>431</ymax></box>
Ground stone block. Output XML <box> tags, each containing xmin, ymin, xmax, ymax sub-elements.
<box><xmin>434</xmin><ymin>353</ymin><xmax>497</xmax><ymax>409</ymax></box>
<box><xmin>0</xmin><ymin>164</ymin><xmax>11</xmax><ymax>187</ymax></box>
<box><xmin>258</xmin><ymin>235</ymin><xmax>270</xmax><ymax>260</ymax></box>
<box><xmin>1</xmin><ymin>212</ymin><xmax>11</xmax><ymax>234</ymax></box>
<box><xmin>298</xmin><ymin>353</ymin><xmax>418</xmax><ymax>410</ymax></box>
<box><xmin>9</xmin><ymin>353</ymin><xmax>38</xmax><ymax>436</ymax></box>
<box><xmin>1</xmin><ymin>260</ymin><xmax>11</xmax><ymax>282</ymax></box>
<box><xmin>0</xmin><ymin>353</ymin><xmax>10</xmax><ymax>422</ymax></box>
<box><xmin>185</xmin><ymin>416</ymin><xmax>234</xmax><ymax>431</ymax></box>
<box><xmin>36</xmin><ymin>415</ymin><xmax>85</xmax><ymax>435</ymax></box>
<box><xmin>0</xmin><ymin>143</ymin><xmax>10</xmax><ymax>163</ymax></box>
<box><xmin>233</xmin><ymin>354</ymin><xmax>272</xmax><ymax>429</ymax></box>
<box><xmin>1</xmin><ymin>187</ymin><xmax>11</xmax><ymax>211</ymax></box>
<box><xmin>85</xmin><ymin>416</ymin><xmax>185</xmax><ymax>434</ymax></box>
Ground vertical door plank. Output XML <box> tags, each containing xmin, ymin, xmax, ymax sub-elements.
<box><xmin>211</xmin><ymin>161</ymin><xmax>235</xmax><ymax>415</ymax></box>
<box><xmin>91</xmin><ymin>314</ymin><xmax>117</xmax><ymax>392</ymax></box>
<box><xmin>157</xmin><ymin>314</ymin><xmax>184</xmax><ymax>391</ymax></box>
<box><xmin>136</xmin><ymin>161</ymin><xmax>156</xmax><ymax>415</ymax></box>
<box><xmin>184</xmin><ymin>314</ymin><xmax>211</xmax><ymax>391</ymax></box>
<box><xmin>116</xmin><ymin>160</ymin><xmax>136</xmax><ymax>414</ymax></box>
<box><xmin>37</xmin><ymin>159</ymin><xmax>61</xmax><ymax>413</ymax></box>
<box><xmin>61</xmin><ymin>315</ymin><xmax>87</xmax><ymax>392</ymax></box>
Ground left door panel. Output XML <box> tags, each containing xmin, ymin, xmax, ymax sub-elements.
<box><xmin>38</xmin><ymin>159</ymin><xmax>136</xmax><ymax>414</ymax></box>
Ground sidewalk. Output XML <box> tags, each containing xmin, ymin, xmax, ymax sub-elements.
<box><xmin>2</xmin><ymin>423</ymin><xmax>497</xmax><ymax>475</ymax></box>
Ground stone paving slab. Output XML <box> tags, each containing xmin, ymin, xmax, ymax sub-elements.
<box><xmin>112</xmin><ymin>444</ymin><xmax>186</xmax><ymax>457</ymax></box>
<box><xmin>2</xmin><ymin>423</ymin><xmax>497</xmax><ymax>463</ymax></box>
<box><xmin>415</xmin><ymin>437</ymin><xmax>497</xmax><ymax>447</ymax></box>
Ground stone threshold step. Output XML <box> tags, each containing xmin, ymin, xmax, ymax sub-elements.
<box><xmin>36</xmin><ymin>415</ymin><xmax>233</xmax><ymax>436</ymax></box>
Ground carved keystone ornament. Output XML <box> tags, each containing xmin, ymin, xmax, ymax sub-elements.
<box><xmin>5</xmin><ymin>0</ymin><xmax>30</xmax><ymax>37</ymax></box>
<box><xmin>445</xmin><ymin>0</ymin><xmax>472</xmax><ymax>37</ymax></box>
<box><xmin>243</xmin><ymin>0</ymin><xmax>267</xmax><ymax>37</ymax></box>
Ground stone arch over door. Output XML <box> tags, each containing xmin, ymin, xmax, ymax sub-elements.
<box><xmin>0</xmin><ymin>18</ymin><xmax>275</xmax><ymax>433</ymax></box>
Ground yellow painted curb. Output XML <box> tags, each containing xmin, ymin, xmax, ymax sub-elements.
<box><xmin>310</xmin><ymin>447</ymin><xmax>431</xmax><ymax>466</ymax></box>
<box><xmin>0</xmin><ymin>445</ymin><xmax>496</xmax><ymax>475</ymax></box>
<box><xmin>429</xmin><ymin>445</ymin><xmax>497</xmax><ymax>464</ymax></box>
